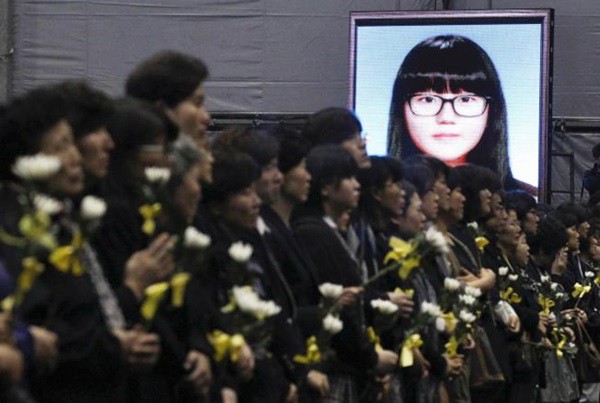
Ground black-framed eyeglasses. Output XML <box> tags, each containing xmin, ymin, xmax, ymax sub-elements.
<box><xmin>407</xmin><ymin>94</ymin><xmax>491</xmax><ymax>117</ymax></box>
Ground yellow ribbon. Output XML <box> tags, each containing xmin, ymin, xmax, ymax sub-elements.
<box><xmin>393</xmin><ymin>287</ymin><xmax>414</xmax><ymax>298</ymax></box>
<box><xmin>572</xmin><ymin>283</ymin><xmax>591</xmax><ymax>299</ymax></box>
<box><xmin>445</xmin><ymin>335</ymin><xmax>459</xmax><ymax>356</ymax></box>
<box><xmin>49</xmin><ymin>231</ymin><xmax>85</xmax><ymax>276</ymax></box>
<box><xmin>400</xmin><ymin>333</ymin><xmax>423</xmax><ymax>367</ymax></box>
<box><xmin>367</xmin><ymin>326</ymin><xmax>383</xmax><ymax>352</ymax></box>
<box><xmin>18</xmin><ymin>211</ymin><xmax>57</xmax><ymax>250</ymax></box>
<box><xmin>2</xmin><ymin>258</ymin><xmax>45</xmax><ymax>312</ymax></box>
<box><xmin>139</xmin><ymin>203</ymin><xmax>161</xmax><ymax>236</ymax></box>
<box><xmin>294</xmin><ymin>336</ymin><xmax>322</xmax><ymax>364</ymax></box>
<box><xmin>141</xmin><ymin>282</ymin><xmax>169</xmax><ymax>322</ymax></box>
<box><xmin>384</xmin><ymin>237</ymin><xmax>417</xmax><ymax>264</ymax></box>
<box><xmin>399</xmin><ymin>256</ymin><xmax>421</xmax><ymax>280</ymax></box>
<box><xmin>207</xmin><ymin>330</ymin><xmax>246</xmax><ymax>362</ymax></box>
<box><xmin>475</xmin><ymin>236</ymin><xmax>489</xmax><ymax>251</ymax></box>
<box><xmin>501</xmin><ymin>287</ymin><xmax>522</xmax><ymax>304</ymax></box>
<box><xmin>552</xmin><ymin>328</ymin><xmax>567</xmax><ymax>359</ymax></box>
<box><xmin>170</xmin><ymin>273</ymin><xmax>191</xmax><ymax>308</ymax></box>
<box><xmin>537</xmin><ymin>294</ymin><xmax>555</xmax><ymax>315</ymax></box>
<box><xmin>441</xmin><ymin>312</ymin><xmax>458</xmax><ymax>333</ymax></box>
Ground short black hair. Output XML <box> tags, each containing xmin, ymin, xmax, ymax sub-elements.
<box><xmin>213</xmin><ymin>126</ymin><xmax>279</xmax><ymax>169</ymax></box>
<box><xmin>401</xmin><ymin>180</ymin><xmax>417</xmax><ymax>218</ymax></box>
<box><xmin>402</xmin><ymin>161</ymin><xmax>435</xmax><ymax>197</ymax></box>
<box><xmin>405</xmin><ymin>154</ymin><xmax>449</xmax><ymax>180</ymax></box>
<box><xmin>0</xmin><ymin>85</ymin><xmax>69</xmax><ymax>181</ymax></box>
<box><xmin>504</xmin><ymin>190</ymin><xmax>537</xmax><ymax>222</ymax></box>
<box><xmin>528</xmin><ymin>214</ymin><xmax>568</xmax><ymax>257</ymax></box>
<box><xmin>202</xmin><ymin>148</ymin><xmax>261</xmax><ymax>206</ymax></box>
<box><xmin>276</xmin><ymin>126</ymin><xmax>311</xmax><ymax>174</ymax></box>
<box><xmin>448</xmin><ymin>164</ymin><xmax>495</xmax><ymax>222</ymax></box>
<box><xmin>305</xmin><ymin>145</ymin><xmax>358</xmax><ymax>209</ymax></box>
<box><xmin>56</xmin><ymin>80</ymin><xmax>114</xmax><ymax>140</ymax></box>
<box><xmin>303</xmin><ymin>107</ymin><xmax>362</xmax><ymax>147</ymax></box>
<box><xmin>556</xmin><ymin>202</ymin><xmax>590</xmax><ymax>225</ymax></box>
<box><xmin>126</xmin><ymin>50</ymin><xmax>208</xmax><ymax>108</ymax></box>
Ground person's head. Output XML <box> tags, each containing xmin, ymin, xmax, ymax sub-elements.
<box><xmin>203</xmin><ymin>149</ymin><xmax>262</xmax><ymax>229</ymax></box>
<box><xmin>528</xmin><ymin>214</ymin><xmax>569</xmax><ymax>269</ymax></box>
<box><xmin>358</xmin><ymin>156</ymin><xmax>404</xmax><ymax>226</ymax></box>
<box><xmin>557</xmin><ymin>203</ymin><xmax>590</xmax><ymax>239</ymax></box>
<box><xmin>406</xmin><ymin>154</ymin><xmax>450</xmax><ymax>211</ymax></box>
<box><xmin>447</xmin><ymin>164</ymin><xmax>494</xmax><ymax>223</ymax></box>
<box><xmin>496</xmin><ymin>210</ymin><xmax>521</xmax><ymax>251</ymax></box>
<box><xmin>57</xmin><ymin>80</ymin><xmax>115</xmax><ymax>181</ymax></box>
<box><xmin>485</xmin><ymin>191</ymin><xmax>508</xmax><ymax>233</ymax></box>
<box><xmin>0</xmin><ymin>86</ymin><xmax>84</xmax><ymax>197</ymax></box>
<box><xmin>512</xmin><ymin>233</ymin><xmax>530</xmax><ymax>268</ymax></box>
<box><xmin>303</xmin><ymin>107</ymin><xmax>370</xmax><ymax>168</ymax></box>
<box><xmin>165</xmin><ymin>136</ymin><xmax>204</xmax><ymax>224</ymax></box>
<box><xmin>402</xmin><ymin>161</ymin><xmax>438</xmax><ymax>220</ymax></box>
<box><xmin>126</xmin><ymin>51</ymin><xmax>210</xmax><ymax>142</ymax></box>
<box><xmin>305</xmin><ymin>145</ymin><xmax>360</xmax><ymax>214</ymax></box>
<box><xmin>394</xmin><ymin>180</ymin><xmax>426</xmax><ymax>238</ymax></box>
<box><xmin>504</xmin><ymin>190</ymin><xmax>538</xmax><ymax>235</ymax></box>
<box><xmin>388</xmin><ymin>35</ymin><xmax>510</xmax><ymax>183</ymax></box>
<box><xmin>276</xmin><ymin>127</ymin><xmax>312</xmax><ymax>205</ymax></box>
<box><xmin>213</xmin><ymin>126</ymin><xmax>282</xmax><ymax>205</ymax></box>
<box><xmin>555</xmin><ymin>211</ymin><xmax>580</xmax><ymax>253</ymax></box>
<box><xmin>105</xmin><ymin>98</ymin><xmax>167</xmax><ymax>191</ymax></box>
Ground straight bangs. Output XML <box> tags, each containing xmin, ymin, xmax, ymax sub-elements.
<box><xmin>402</xmin><ymin>72</ymin><xmax>491</xmax><ymax>97</ymax></box>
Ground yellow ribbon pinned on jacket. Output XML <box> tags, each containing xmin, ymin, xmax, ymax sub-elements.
<box><xmin>208</xmin><ymin>330</ymin><xmax>246</xmax><ymax>362</ymax></box>
<box><xmin>18</xmin><ymin>211</ymin><xmax>57</xmax><ymax>250</ymax></box>
<box><xmin>400</xmin><ymin>333</ymin><xmax>423</xmax><ymax>367</ymax></box>
<box><xmin>49</xmin><ymin>231</ymin><xmax>84</xmax><ymax>276</ymax></box>
<box><xmin>367</xmin><ymin>326</ymin><xmax>383</xmax><ymax>352</ymax></box>
<box><xmin>1</xmin><ymin>257</ymin><xmax>46</xmax><ymax>312</ymax></box>
<box><xmin>393</xmin><ymin>287</ymin><xmax>414</xmax><ymax>298</ymax></box>
<box><xmin>537</xmin><ymin>294</ymin><xmax>555</xmax><ymax>315</ymax></box>
<box><xmin>294</xmin><ymin>336</ymin><xmax>322</xmax><ymax>364</ymax></box>
<box><xmin>170</xmin><ymin>273</ymin><xmax>191</xmax><ymax>308</ymax></box>
<box><xmin>445</xmin><ymin>335</ymin><xmax>459</xmax><ymax>356</ymax></box>
<box><xmin>572</xmin><ymin>283</ymin><xmax>591</xmax><ymax>299</ymax></box>
<box><xmin>500</xmin><ymin>287</ymin><xmax>522</xmax><ymax>304</ymax></box>
<box><xmin>384</xmin><ymin>237</ymin><xmax>416</xmax><ymax>264</ymax></box>
<box><xmin>441</xmin><ymin>312</ymin><xmax>458</xmax><ymax>333</ymax></box>
<box><xmin>139</xmin><ymin>203</ymin><xmax>161</xmax><ymax>236</ymax></box>
<box><xmin>475</xmin><ymin>236</ymin><xmax>489</xmax><ymax>252</ymax></box>
<box><xmin>141</xmin><ymin>282</ymin><xmax>169</xmax><ymax>322</ymax></box>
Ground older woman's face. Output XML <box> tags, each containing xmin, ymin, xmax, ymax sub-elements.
<box><xmin>404</xmin><ymin>90</ymin><xmax>489</xmax><ymax>164</ymax></box>
<box><xmin>39</xmin><ymin>119</ymin><xmax>84</xmax><ymax>196</ymax></box>
<box><xmin>173</xmin><ymin>162</ymin><xmax>203</xmax><ymax>223</ymax></box>
<box><xmin>395</xmin><ymin>193</ymin><xmax>425</xmax><ymax>237</ymax></box>
<box><xmin>76</xmin><ymin>127</ymin><xmax>114</xmax><ymax>180</ymax></box>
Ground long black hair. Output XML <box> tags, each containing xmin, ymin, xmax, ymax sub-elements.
<box><xmin>387</xmin><ymin>35</ymin><xmax>511</xmax><ymax>184</ymax></box>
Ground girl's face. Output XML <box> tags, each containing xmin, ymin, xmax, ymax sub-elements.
<box><xmin>448</xmin><ymin>187</ymin><xmax>466</xmax><ymax>222</ymax></box>
<box><xmin>404</xmin><ymin>89</ymin><xmax>489</xmax><ymax>165</ymax></box>
<box><xmin>421</xmin><ymin>188</ymin><xmax>439</xmax><ymax>220</ymax></box>
<box><xmin>497</xmin><ymin>214</ymin><xmax>521</xmax><ymax>250</ymax></box>
<box><xmin>373</xmin><ymin>178</ymin><xmax>405</xmax><ymax>217</ymax></box>
<box><xmin>522</xmin><ymin>209</ymin><xmax>539</xmax><ymax>234</ymax></box>
<box><xmin>479</xmin><ymin>189</ymin><xmax>492</xmax><ymax>216</ymax></box>
<box><xmin>513</xmin><ymin>234</ymin><xmax>529</xmax><ymax>267</ymax></box>
<box><xmin>40</xmin><ymin>119</ymin><xmax>85</xmax><ymax>197</ymax></box>
<box><xmin>566</xmin><ymin>225</ymin><xmax>580</xmax><ymax>252</ymax></box>
<box><xmin>396</xmin><ymin>193</ymin><xmax>425</xmax><ymax>237</ymax></box>
<box><xmin>433</xmin><ymin>176</ymin><xmax>451</xmax><ymax>211</ymax></box>
<box><xmin>282</xmin><ymin>159</ymin><xmax>312</xmax><ymax>204</ymax></box>
<box><xmin>223</xmin><ymin>184</ymin><xmax>261</xmax><ymax>229</ymax></box>
<box><xmin>323</xmin><ymin>176</ymin><xmax>361</xmax><ymax>211</ymax></box>
<box><xmin>173</xmin><ymin>162</ymin><xmax>203</xmax><ymax>223</ymax></box>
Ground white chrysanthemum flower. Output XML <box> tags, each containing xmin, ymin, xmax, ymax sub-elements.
<box><xmin>232</xmin><ymin>286</ymin><xmax>261</xmax><ymax>313</ymax></box>
<box><xmin>318</xmin><ymin>283</ymin><xmax>344</xmax><ymax>299</ymax></box>
<box><xmin>421</xmin><ymin>301</ymin><xmax>442</xmax><ymax>317</ymax></box>
<box><xmin>12</xmin><ymin>154</ymin><xmax>61</xmax><ymax>181</ymax></box>
<box><xmin>184</xmin><ymin>226</ymin><xmax>211</xmax><ymax>249</ymax></box>
<box><xmin>540</xmin><ymin>275</ymin><xmax>550</xmax><ymax>283</ymax></box>
<box><xmin>33</xmin><ymin>194</ymin><xmax>62</xmax><ymax>215</ymax></box>
<box><xmin>464</xmin><ymin>286</ymin><xmax>482</xmax><ymax>298</ymax></box>
<box><xmin>556</xmin><ymin>292</ymin><xmax>564</xmax><ymax>299</ymax></box>
<box><xmin>228</xmin><ymin>242</ymin><xmax>253</xmax><ymax>263</ymax></box>
<box><xmin>498</xmin><ymin>267</ymin><xmax>509</xmax><ymax>276</ymax></box>
<box><xmin>425</xmin><ymin>226</ymin><xmax>449</xmax><ymax>254</ymax></box>
<box><xmin>254</xmin><ymin>300</ymin><xmax>281</xmax><ymax>319</ymax></box>
<box><xmin>144</xmin><ymin>167</ymin><xmax>171</xmax><ymax>184</ymax></box>
<box><xmin>551</xmin><ymin>283</ymin><xmax>558</xmax><ymax>291</ymax></box>
<box><xmin>459</xmin><ymin>309</ymin><xmax>477</xmax><ymax>323</ymax></box>
<box><xmin>371</xmin><ymin>299</ymin><xmax>399</xmax><ymax>315</ymax></box>
<box><xmin>508</xmin><ymin>274</ymin><xmax>519</xmax><ymax>282</ymax></box>
<box><xmin>585</xmin><ymin>271</ymin><xmax>595</xmax><ymax>278</ymax></box>
<box><xmin>80</xmin><ymin>195</ymin><xmax>107</xmax><ymax>220</ymax></box>
<box><xmin>444</xmin><ymin>278</ymin><xmax>460</xmax><ymax>291</ymax></box>
<box><xmin>435</xmin><ymin>317</ymin><xmax>447</xmax><ymax>332</ymax></box>
<box><xmin>459</xmin><ymin>294</ymin><xmax>476</xmax><ymax>306</ymax></box>
<box><xmin>467</xmin><ymin>222</ymin><xmax>479</xmax><ymax>232</ymax></box>
<box><xmin>323</xmin><ymin>314</ymin><xmax>343</xmax><ymax>335</ymax></box>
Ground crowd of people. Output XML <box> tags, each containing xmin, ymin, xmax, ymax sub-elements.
<box><xmin>0</xmin><ymin>50</ymin><xmax>599</xmax><ymax>403</ymax></box>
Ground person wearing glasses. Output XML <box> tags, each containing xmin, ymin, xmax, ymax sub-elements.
<box><xmin>387</xmin><ymin>35</ymin><xmax>519</xmax><ymax>190</ymax></box>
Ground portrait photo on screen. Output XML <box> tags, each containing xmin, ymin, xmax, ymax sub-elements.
<box><xmin>351</xmin><ymin>12</ymin><xmax>552</xmax><ymax>196</ymax></box>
